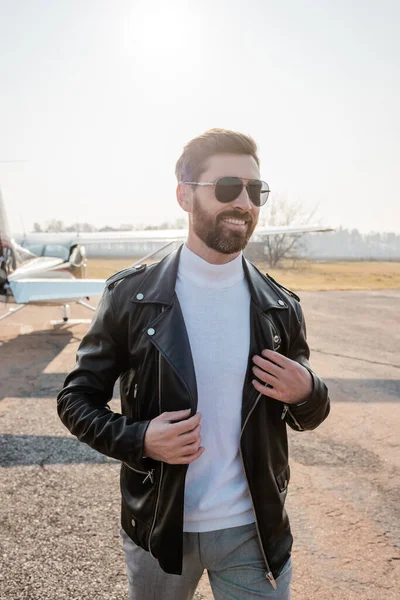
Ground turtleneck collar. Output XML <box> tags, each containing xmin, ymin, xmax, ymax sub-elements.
<box><xmin>177</xmin><ymin>244</ymin><xmax>245</xmax><ymax>289</ymax></box>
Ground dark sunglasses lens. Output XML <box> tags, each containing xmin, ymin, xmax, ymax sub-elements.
<box><xmin>248</xmin><ymin>180</ymin><xmax>270</xmax><ymax>206</ymax></box>
<box><xmin>215</xmin><ymin>177</ymin><xmax>243</xmax><ymax>203</ymax></box>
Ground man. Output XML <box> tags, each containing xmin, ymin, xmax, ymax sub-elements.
<box><xmin>57</xmin><ymin>128</ymin><xmax>330</xmax><ymax>599</ymax></box>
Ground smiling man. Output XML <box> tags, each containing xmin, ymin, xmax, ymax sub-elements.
<box><xmin>58</xmin><ymin>128</ymin><xmax>330</xmax><ymax>599</ymax></box>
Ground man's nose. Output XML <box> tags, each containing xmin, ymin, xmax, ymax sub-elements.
<box><xmin>231</xmin><ymin>185</ymin><xmax>253</xmax><ymax>211</ymax></box>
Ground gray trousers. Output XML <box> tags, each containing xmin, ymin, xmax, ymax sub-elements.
<box><xmin>121</xmin><ymin>523</ymin><xmax>292</xmax><ymax>600</ymax></box>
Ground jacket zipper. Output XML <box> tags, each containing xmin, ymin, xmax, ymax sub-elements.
<box><xmin>148</xmin><ymin>309</ymin><xmax>165</xmax><ymax>559</ymax></box>
<box><xmin>123</xmin><ymin>382</ymin><xmax>155</xmax><ymax>483</ymax></box>
<box><xmin>281</xmin><ymin>403</ymin><xmax>304</xmax><ymax>431</ymax></box>
<box><xmin>239</xmin><ymin>390</ymin><xmax>277</xmax><ymax>590</ymax></box>
<box><xmin>133</xmin><ymin>382</ymin><xmax>139</xmax><ymax>422</ymax></box>
<box><xmin>123</xmin><ymin>462</ymin><xmax>155</xmax><ymax>484</ymax></box>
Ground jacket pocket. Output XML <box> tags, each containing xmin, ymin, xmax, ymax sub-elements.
<box><xmin>120</xmin><ymin>462</ymin><xmax>159</xmax><ymax>528</ymax></box>
<box><xmin>121</xmin><ymin>501</ymin><xmax>152</xmax><ymax>552</ymax></box>
<box><xmin>275</xmin><ymin>465</ymin><xmax>290</xmax><ymax>493</ymax></box>
<box><xmin>128</xmin><ymin>513</ymin><xmax>151</xmax><ymax>551</ymax></box>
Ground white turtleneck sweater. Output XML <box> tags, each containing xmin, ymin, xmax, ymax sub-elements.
<box><xmin>175</xmin><ymin>244</ymin><xmax>254</xmax><ymax>532</ymax></box>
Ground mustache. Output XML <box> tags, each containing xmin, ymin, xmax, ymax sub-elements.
<box><xmin>218</xmin><ymin>211</ymin><xmax>254</xmax><ymax>223</ymax></box>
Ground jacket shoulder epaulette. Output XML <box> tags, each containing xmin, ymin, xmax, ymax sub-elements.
<box><xmin>265</xmin><ymin>273</ymin><xmax>300</xmax><ymax>302</ymax></box>
<box><xmin>106</xmin><ymin>264</ymin><xmax>147</xmax><ymax>289</ymax></box>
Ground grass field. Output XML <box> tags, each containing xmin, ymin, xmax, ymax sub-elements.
<box><xmin>86</xmin><ymin>257</ymin><xmax>400</xmax><ymax>291</ymax></box>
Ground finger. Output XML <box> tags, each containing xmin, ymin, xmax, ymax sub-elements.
<box><xmin>169</xmin><ymin>446</ymin><xmax>205</xmax><ymax>465</ymax></box>
<box><xmin>252</xmin><ymin>378</ymin><xmax>281</xmax><ymax>400</ymax></box>
<box><xmin>178</xmin><ymin>423</ymin><xmax>201</xmax><ymax>443</ymax></box>
<box><xmin>252</xmin><ymin>365</ymin><xmax>279</xmax><ymax>385</ymax></box>
<box><xmin>252</xmin><ymin>354</ymin><xmax>282</xmax><ymax>377</ymax></box>
<box><xmin>181</xmin><ymin>446</ymin><xmax>205</xmax><ymax>464</ymax></box>
<box><xmin>160</xmin><ymin>409</ymin><xmax>192</xmax><ymax>422</ymax></box>
<box><xmin>261</xmin><ymin>349</ymin><xmax>289</xmax><ymax>367</ymax></box>
<box><xmin>170</xmin><ymin>412</ymin><xmax>202</xmax><ymax>435</ymax></box>
<box><xmin>180</xmin><ymin>441</ymin><xmax>201</xmax><ymax>455</ymax></box>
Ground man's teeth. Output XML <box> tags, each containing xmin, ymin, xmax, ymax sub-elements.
<box><xmin>223</xmin><ymin>218</ymin><xmax>246</xmax><ymax>225</ymax></box>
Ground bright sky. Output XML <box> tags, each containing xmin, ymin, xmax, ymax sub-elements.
<box><xmin>0</xmin><ymin>0</ymin><xmax>399</xmax><ymax>234</ymax></box>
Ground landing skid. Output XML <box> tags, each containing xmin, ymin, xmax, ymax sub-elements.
<box><xmin>50</xmin><ymin>300</ymin><xmax>96</xmax><ymax>326</ymax></box>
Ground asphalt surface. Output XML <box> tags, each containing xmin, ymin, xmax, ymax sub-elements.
<box><xmin>0</xmin><ymin>291</ymin><xmax>399</xmax><ymax>600</ymax></box>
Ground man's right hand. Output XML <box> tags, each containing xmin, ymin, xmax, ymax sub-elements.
<box><xmin>143</xmin><ymin>409</ymin><xmax>204</xmax><ymax>465</ymax></box>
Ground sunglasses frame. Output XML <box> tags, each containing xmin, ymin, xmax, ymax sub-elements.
<box><xmin>183</xmin><ymin>177</ymin><xmax>270</xmax><ymax>207</ymax></box>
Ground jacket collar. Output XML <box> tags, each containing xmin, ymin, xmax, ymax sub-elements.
<box><xmin>130</xmin><ymin>246</ymin><xmax>182</xmax><ymax>306</ymax></box>
<box><xmin>242</xmin><ymin>258</ymin><xmax>289</xmax><ymax>312</ymax></box>
<box><xmin>131</xmin><ymin>244</ymin><xmax>288</xmax><ymax>312</ymax></box>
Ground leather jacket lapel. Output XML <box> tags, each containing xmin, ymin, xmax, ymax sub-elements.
<box><xmin>131</xmin><ymin>247</ymin><xmax>198</xmax><ymax>413</ymax></box>
<box><xmin>241</xmin><ymin>260</ymin><xmax>288</xmax><ymax>426</ymax></box>
<box><xmin>242</xmin><ymin>302</ymin><xmax>283</xmax><ymax>425</ymax></box>
<box><xmin>144</xmin><ymin>296</ymin><xmax>198</xmax><ymax>413</ymax></box>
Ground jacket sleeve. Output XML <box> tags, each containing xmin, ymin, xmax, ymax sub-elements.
<box><xmin>57</xmin><ymin>287</ymin><xmax>151</xmax><ymax>472</ymax></box>
<box><xmin>285</xmin><ymin>302</ymin><xmax>330</xmax><ymax>431</ymax></box>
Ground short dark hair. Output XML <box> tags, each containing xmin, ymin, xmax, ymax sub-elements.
<box><xmin>175</xmin><ymin>128</ymin><xmax>260</xmax><ymax>182</ymax></box>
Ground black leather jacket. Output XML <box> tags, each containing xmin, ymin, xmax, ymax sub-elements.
<box><xmin>57</xmin><ymin>246</ymin><xmax>329</xmax><ymax>586</ymax></box>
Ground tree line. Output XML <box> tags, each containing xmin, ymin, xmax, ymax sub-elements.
<box><xmin>32</xmin><ymin>199</ymin><xmax>400</xmax><ymax>264</ymax></box>
<box><xmin>32</xmin><ymin>218</ymin><xmax>187</xmax><ymax>233</ymax></box>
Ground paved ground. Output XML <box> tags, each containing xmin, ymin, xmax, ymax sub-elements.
<box><xmin>0</xmin><ymin>291</ymin><xmax>399</xmax><ymax>600</ymax></box>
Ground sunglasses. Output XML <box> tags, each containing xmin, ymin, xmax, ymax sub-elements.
<box><xmin>183</xmin><ymin>177</ymin><xmax>270</xmax><ymax>207</ymax></box>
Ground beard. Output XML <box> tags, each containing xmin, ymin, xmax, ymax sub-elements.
<box><xmin>191</xmin><ymin>194</ymin><xmax>257</xmax><ymax>255</ymax></box>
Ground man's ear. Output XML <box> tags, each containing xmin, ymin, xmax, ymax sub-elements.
<box><xmin>176</xmin><ymin>183</ymin><xmax>193</xmax><ymax>213</ymax></box>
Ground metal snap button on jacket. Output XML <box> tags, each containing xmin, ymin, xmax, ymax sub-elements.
<box><xmin>147</xmin><ymin>328</ymin><xmax>155</xmax><ymax>336</ymax></box>
<box><xmin>278</xmin><ymin>300</ymin><xmax>285</xmax><ymax>306</ymax></box>
<box><xmin>136</xmin><ymin>293</ymin><xmax>144</xmax><ymax>300</ymax></box>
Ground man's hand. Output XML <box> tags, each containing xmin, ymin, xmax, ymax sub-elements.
<box><xmin>252</xmin><ymin>349</ymin><xmax>313</xmax><ymax>405</ymax></box>
<box><xmin>143</xmin><ymin>409</ymin><xmax>204</xmax><ymax>465</ymax></box>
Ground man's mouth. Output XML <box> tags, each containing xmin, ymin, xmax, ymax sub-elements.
<box><xmin>221</xmin><ymin>217</ymin><xmax>249</xmax><ymax>227</ymax></box>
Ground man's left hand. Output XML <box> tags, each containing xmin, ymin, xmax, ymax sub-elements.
<box><xmin>252</xmin><ymin>349</ymin><xmax>313</xmax><ymax>405</ymax></box>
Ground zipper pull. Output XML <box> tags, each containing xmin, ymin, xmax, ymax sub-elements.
<box><xmin>142</xmin><ymin>469</ymin><xmax>154</xmax><ymax>484</ymax></box>
<box><xmin>281</xmin><ymin>404</ymin><xmax>289</xmax><ymax>420</ymax></box>
<box><xmin>134</xmin><ymin>384</ymin><xmax>138</xmax><ymax>398</ymax></box>
<box><xmin>265</xmin><ymin>571</ymin><xmax>277</xmax><ymax>590</ymax></box>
